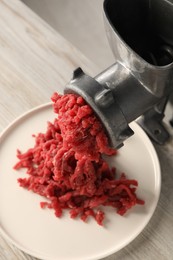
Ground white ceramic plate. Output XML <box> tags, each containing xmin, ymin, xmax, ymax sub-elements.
<box><xmin>0</xmin><ymin>103</ymin><xmax>161</xmax><ymax>260</ymax></box>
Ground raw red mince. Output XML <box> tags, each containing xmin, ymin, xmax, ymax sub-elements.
<box><xmin>14</xmin><ymin>92</ymin><xmax>144</xmax><ymax>226</ymax></box>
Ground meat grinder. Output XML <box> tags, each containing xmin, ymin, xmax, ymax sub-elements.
<box><xmin>65</xmin><ymin>0</ymin><xmax>173</xmax><ymax>149</ymax></box>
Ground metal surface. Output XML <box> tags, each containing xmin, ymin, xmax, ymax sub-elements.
<box><xmin>64</xmin><ymin>0</ymin><xmax>173</xmax><ymax>148</ymax></box>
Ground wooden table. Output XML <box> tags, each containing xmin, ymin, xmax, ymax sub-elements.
<box><xmin>0</xmin><ymin>0</ymin><xmax>173</xmax><ymax>259</ymax></box>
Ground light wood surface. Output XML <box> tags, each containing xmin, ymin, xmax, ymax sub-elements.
<box><xmin>0</xmin><ymin>0</ymin><xmax>173</xmax><ymax>260</ymax></box>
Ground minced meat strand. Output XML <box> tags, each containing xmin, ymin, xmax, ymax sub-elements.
<box><xmin>14</xmin><ymin>93</ymin><xmax>144</xmax><ymax>226</ymax></box>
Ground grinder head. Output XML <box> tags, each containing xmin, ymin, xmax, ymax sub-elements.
<box><xmin>65</xmin><ymin>0</ymin><xmax>173</xmax><ymax>148</ymax></box>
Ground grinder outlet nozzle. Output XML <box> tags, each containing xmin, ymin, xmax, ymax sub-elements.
<box><xmin>65</xmin><ymin>66</ymin><xmax>134</xmax><ymax>149</ymax></box>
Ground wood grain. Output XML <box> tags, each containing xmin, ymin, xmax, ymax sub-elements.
<box><xmin>0</xmin><ymin>0</ymin><xmax>173</xmax><ymax>260</ymax></box>
<box><xmin>0</xmin><ymin>0</ymin><xmax>98</xmax><ymax>132</ymax></box>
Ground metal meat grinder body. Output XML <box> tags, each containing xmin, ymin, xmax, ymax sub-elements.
<box><xmin>65</xmin><ymin>0</ymin><xmax>173</xmax><ymax>149</ymax></box>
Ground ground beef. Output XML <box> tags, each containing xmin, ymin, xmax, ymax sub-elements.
<box><xmin>14</xmin><ymin>93</ymin><xmax>144</xmax><ymax>225</ymax></box>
